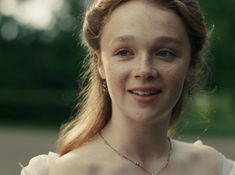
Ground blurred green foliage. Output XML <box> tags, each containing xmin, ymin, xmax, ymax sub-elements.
<box><xmin>0</xmin><ymin>0</ymin><xmax>234</xmax><ymax>134</ymax></box>
<box><xmin>174</xmin><ymin>0</ymin><xmax>235</xmax><ymax>136</ymax></box>
<box><xmin>0</xmin><ymin>0</ymin><xmax>85</xmax><ymax>127</ymax></box>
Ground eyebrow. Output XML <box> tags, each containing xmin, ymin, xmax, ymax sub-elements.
<box><xmin>153</xmin><ymin>36</ymin><xmax>183</xmax><ymax>46</ymax></box>
<box><xmin>110</xmin><ymin>35</ymin><xmax>135</xmax><ymax>45</ymax></box>
<box><xmin>110</xmin><ymin>35</ymin><xmax>183</xmax><ymax>46</ymax></box>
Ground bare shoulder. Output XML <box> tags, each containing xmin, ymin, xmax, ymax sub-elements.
<box><xmin>172</xmin><ymin>139</ymin><xmax>221</xmax><ymax>158</ymax></box>
<box><xmin>49</xmin><ymin>151</ymin><xmax>88</xmax><ymax>175</ymax></box>
<box><xmin>49</xmin><ymin>138</ymin><xmax>110</xmax><ymax>175</ymax></box>
<box><xmin>171</xmin><ymin>139</ymin><xmax>223</xmax><ymax>175</ymax></box>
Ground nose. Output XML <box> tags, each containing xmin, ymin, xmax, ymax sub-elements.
<box><xmin>134</xmin><ymin>57</ymin><xmax>158</xmax><ymax>81</ymax></box>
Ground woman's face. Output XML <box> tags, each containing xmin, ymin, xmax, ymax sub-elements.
<box><xmin>99</xmin><ymin>0</ymin><xmax>191</xmax><ymax>123</ymax></box>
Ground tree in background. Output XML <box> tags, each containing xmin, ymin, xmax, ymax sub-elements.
<box><xmin>0</xmin><ymin>0</ymin><xmax>234</xmax><ymax>134</ymax></box>
<box><xmin>0</xmin><ymin>0</ymin><xmax>84</xmax><ymax>126</ymax></box>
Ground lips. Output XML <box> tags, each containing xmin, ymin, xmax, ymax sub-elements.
<box><xmin>128</xmin><ymin>86</ymin><xmax>162</xmax><ymax>96</ymax></box>
<box><xmin>129</xmin><ymin>90</ymin><xmax>159</xmax><ymax>96</ymax></box>
<box><xmin>128</xmin><ymin>86</ymin><xmax>162</xmax><ymax>103</ymax></box>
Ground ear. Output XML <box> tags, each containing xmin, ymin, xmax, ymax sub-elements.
<box><xmin>98</xmin><ymin>57</ymin><xmax>106</xmax><ymax>79</ymax></box>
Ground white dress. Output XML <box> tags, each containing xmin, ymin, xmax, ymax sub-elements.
<box><xmin>20</xmin><ymin>141</ymin><xmax>235</xmax><ymax>175</ymax></box>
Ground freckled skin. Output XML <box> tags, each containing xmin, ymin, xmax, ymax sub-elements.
<box><xmin>99</xmin><ymin>0</ymin><xmax>191</xmax><ymax>124</ymax></box>
<box><xmin>48</xmin><ymin>2</ymin><xmax>223</xmax><ymax>175</ymax></box>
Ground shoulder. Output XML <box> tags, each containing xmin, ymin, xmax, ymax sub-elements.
<box><xmin>49</xmin><ymin>147</ymin><xmax>100</xmax><ymax>175</ymax></box>
<box><xmin>173</xmin><ymin>139</ymin><xmax>221</xmax><ymax>159</ymax></box>
<box><xmin>49</xmin><ymin>150</ymin><xmax>109</xmax><ymax>175</ymax></box>
<box><xmin>171</xmin><ymin>139</ymin><xmax>223</xmax><ymax>175</ymax></box>
<box><xmin>20</xmin><ymin>152</ymin><xmax>59</xmax><ymax>175</ymax></box>
<box><xmin>49</xmin><ymin>152</ymin><xmax>84</xmax><ymax>175</ymax></box>
<box><xmin>49</xmin><ymin>139</ymin><xmax>108</xmax><ymax>175</ymax></box>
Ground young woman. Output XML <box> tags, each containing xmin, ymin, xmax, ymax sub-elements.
<box><xmin>21</xmin><ymin>0</ymin><xmax>235</xmax><ymax>174</ymax></box>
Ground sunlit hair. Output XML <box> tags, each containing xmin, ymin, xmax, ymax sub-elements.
<box><xmin>57</xmin><ymin>0</ymin><xmax>209</xmax><ymax>155</ymax></box>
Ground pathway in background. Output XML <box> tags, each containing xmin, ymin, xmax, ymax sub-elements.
<box><xmin>0</xmin><ymin>128</ymin><xmax>234</xmax><ymax>175</ymax></box>
<box><xmin>0</xmin><ymin>127</ymin><xmax>58</xmax><ymax>175</ymax></box>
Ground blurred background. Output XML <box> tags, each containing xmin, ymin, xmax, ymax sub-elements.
<box><xmin>0</xmin><ymin>0</ymin><xmax>234</xmax><ymax>174</ymax></box>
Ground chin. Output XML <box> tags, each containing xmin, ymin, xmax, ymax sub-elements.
<box><xmin>127</xmin><ymin>111</ymin><xmax>167</xmax><ymax>124</ymax></box>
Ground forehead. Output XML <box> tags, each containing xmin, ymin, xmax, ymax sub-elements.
<box><xmin>100</xmin><ymin>0</ymin><xmax>189</xmax><ymax>47</ymax></box>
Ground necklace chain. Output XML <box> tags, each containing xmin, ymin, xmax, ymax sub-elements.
<box><xmin>99</xmin><ymin>133</ymin><xmax>172</xmax><ymax>175</ymax></box>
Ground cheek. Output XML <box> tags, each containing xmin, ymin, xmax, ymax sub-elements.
<box><xmin>163</xmin><ymin>66</ymin><xmax>188</xmax><ymax>90</ymax></box>
<box><xmin>105</xmin><ymin>63</ymin><xmax>128</xmax><ymax>93</ymax></box>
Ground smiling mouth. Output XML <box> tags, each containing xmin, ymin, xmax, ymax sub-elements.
<box><xmin>128</xmin><ymin>90</ymin><xmax>162</xmax><ymax>96</ymax></box>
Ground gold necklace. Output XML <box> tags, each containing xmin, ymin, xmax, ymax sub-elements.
<box><xmin>99</xmin><ymin>133</ymin><xmax>172</xmax><ymax>175</ymax></box>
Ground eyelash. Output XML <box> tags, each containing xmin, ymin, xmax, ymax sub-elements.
<box><xmin>115</xmin><ymin>48</ymin><xmax>134</xmax><ymax>57</ymax></box>
<box><xmin>115</xmin><ymin>48</ymin><xmax>176</xmax><ymax>59</ymax></box>
<box><xmin>155</xmin><ymin>49</ymin><xmax>176</xmax><ymax>58</ymax></box>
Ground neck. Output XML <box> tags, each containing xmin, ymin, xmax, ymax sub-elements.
<box><xmin>100</xmin><ymin>112</ymin><xmax>171</xmax><ymax>167</ymax></box>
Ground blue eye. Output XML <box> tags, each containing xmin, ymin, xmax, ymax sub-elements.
<box><xmin>116</xmin><ymin>49</ymin><xmax>133</xmax><ymax>57</ymax></box>
<box><xmin>156</xmin><ymin>50</ymin><xmax>176</xmax><ymax>58</ymax></box>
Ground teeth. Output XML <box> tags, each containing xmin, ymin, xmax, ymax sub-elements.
<box><xmin>132</xmin><ymin>90</ymin><xmax>157</xmax><ymax>96</ymax></box>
